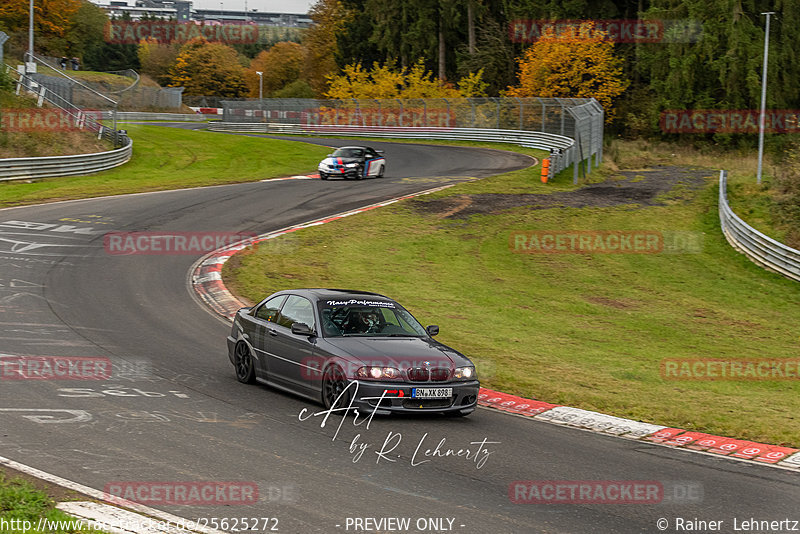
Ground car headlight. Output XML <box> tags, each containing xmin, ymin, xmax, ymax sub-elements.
<box><xmin>345</xmin><ymin>163</ymin><xmax>359</xmax><ymax>168</ymax></box>
<box><xmin>356</xmin><ymin>366</ymin><xmax>401</xmax><ymax>380</ymax></box>
<box><xmin>454</xmin><ymin>366</ymin><xmax>475</xmax><ymax>379</ymax></box>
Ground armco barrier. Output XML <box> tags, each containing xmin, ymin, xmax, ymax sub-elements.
<box><xmin>719</xmin><ymin>169</ymin><xmax>800</xmax><ymax>281</ymax></box>
<box><xmin>0</xmin><ymin>138</ymin><xmax>133</xmax><ymax>181</ymax></box>
<box><xmin>208</xmin><ymin>122</ymin><xmax>576</xmax><ymax>174</ymax></box>
<box><xmin>96</xmin><ymin>111</ymin><xmax>211</xmax><ymax>122</ymax></box>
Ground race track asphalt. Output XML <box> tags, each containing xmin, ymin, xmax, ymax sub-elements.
<box><xmin>0</xmin><ymin>128</ymin><xmax>797</xmax><ymax>533</ymax></box>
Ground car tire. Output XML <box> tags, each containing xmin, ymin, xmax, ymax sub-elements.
<box><xmin>322</xmin><ymin>365</ymin><xmax>351</xmax><ymax>412</ymax></box>
<box><xmin>356</xmin><ymin>166</ymin><xmax>364</xmax><ymax>180</ymax></box>
<box><xmin>234</xmin><ymin>341</ymin><xmax>256</xmax><ymax>384</ymax></box>
<box><xmin>320</xmin><ymin>172</ymin><xmax>327</xmax><ymax>180</ymax></box>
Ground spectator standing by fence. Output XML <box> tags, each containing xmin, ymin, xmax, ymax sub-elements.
<box><xmin>60</xmin><ymin>57</ymin><xmax>67</xmax><ymax>69</ymax></box>
<box><xmin>71</xmin><ymin>57</ymin><xmax>79</xmax><ymax>71</ymax></box>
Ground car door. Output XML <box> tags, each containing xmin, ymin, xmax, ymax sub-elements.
<box><xmin>269</xmin><ymin>295</ymin><xmax>318</xmax><ymax>392</ymax></box>
<box><xmin>249</xmin><ymin>295</ymin><xmax>286</xmax><ymax>378</ymax></box>
<box><xmin>364</xmin><ymin>148</ymin><xmax>384</xmax><ymax>176</ymax></box>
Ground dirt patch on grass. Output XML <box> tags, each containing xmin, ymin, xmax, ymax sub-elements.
<box><xmin>414</xmin><ymin>166</ymin><xmax>712</xmax><ymax>218</ymax></box>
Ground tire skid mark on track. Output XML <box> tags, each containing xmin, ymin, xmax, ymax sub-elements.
<box><xmin>187</xmin><ymin>176</ymin><xmax>800</xmax><ymax>473</ymax></box>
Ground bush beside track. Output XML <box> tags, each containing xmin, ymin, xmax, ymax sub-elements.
<box><xmin>223</xmin><ymin>142</ymin><xmax>800</xmax><ymax>447</ymax></box>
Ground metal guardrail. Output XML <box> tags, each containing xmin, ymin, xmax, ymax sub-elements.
<box><xmin>0</xmin><ymin>142</ymin><xmax>133</xmax><ymax>182</ymax></box>
<box><xmin>220</xmin><ymin>97</ymin><xmax>603</xmax><ymax>183</ymax></box>
<box><xmin>718</xmin><ymin>169</ymin><xmax>800</xmax><ymax>282</ymax></box>
<box><xmin>209</xmin><ymin>122</ymin><xmax>577</xmax><ymax>175</ymax></box>
<box><xmin>2</xmin><ymin>64</ymin><xmax>133</xmax><ymax>181</ymax></box>
<box><xmin>98</xmin><ymin>111</ymin><xmax>212</xmax><ymax>122</ymax></box>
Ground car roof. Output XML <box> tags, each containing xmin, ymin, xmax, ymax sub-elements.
<box><xmin>285</xmin><ymin>288</ymin><xmax>393</xmax><ymax>302</ymax></box>
<box><xmin>334</xmin><ymin>146</ymin><xmax>371</xmax><ymax>150</ymax></box>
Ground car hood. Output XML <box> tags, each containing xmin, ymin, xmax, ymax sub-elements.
<box><xmin>323</xmin><ymin>336</ymin><xmax>471</xmax><ymax>368</ymax></box>
<box><xmin>320</xmin><ymin>156</ymin><xmax>360</xmax><ymax>165</ymax></box>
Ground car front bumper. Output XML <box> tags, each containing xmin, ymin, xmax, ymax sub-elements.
<box><xmin>319</xmin><ymin>166</ymin><xmax>359</xmax><ymax>179</ymax></box>
<box><xmin>347</xmin><ymin>379</ymin><xmax>480</xmax><ymax>415</ymax></box>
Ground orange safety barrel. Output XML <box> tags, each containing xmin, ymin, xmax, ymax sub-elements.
<box><xmin>541</xmin><ymin>158</ymin><xmax>550</xmax><ymax>183</ymax></box>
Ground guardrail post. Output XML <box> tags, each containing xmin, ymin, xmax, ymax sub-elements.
<box><xmin>541</xmin><ymin>102</ymin><xmax>546</xmax><ymax>132</ymax></box>
<box><xmin>470</xmin><ymin>99</ymin><xmax>476</xmax><ymax>127</ymax></box>
<box><xmin>397</xmin><ymin>99</ymin><xmax>404</xmax><ymax>127</ymax></box>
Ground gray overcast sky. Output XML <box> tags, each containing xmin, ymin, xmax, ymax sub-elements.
<box><xmin>190</xmin><ymin>0</ymin><xmax>313</xmax><ymax>13</ymax></box>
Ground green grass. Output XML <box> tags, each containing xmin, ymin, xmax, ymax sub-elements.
<box><xmin>34</xmin><ymin>65</ymin><xmax>136</xmax><ymax>86</ymax></box>
<box><xmin>0</xmin><ymin>472</ymin><xmax>102</xmax><ymax>533</ymax></box>
<box><xmin>224</xmin><ymin>140</ymin><xmax>800</xmax><ymax>447</ymax></box>
<box><xmin>0</xmin><ymin>125</ymin><xmax>330</xmax><ymax>208</ymax></box>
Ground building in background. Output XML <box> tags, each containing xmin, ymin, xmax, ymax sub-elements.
<box><xmin>97</xmin><ymin>0</ymin><xmax>311</xmax><ymax>26</ymax></box>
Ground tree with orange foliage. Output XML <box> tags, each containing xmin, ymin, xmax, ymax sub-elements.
<box><xmin>303</xmin><ymin>0</ymin><xmax>350</xmax><ymax>96</ymax></box>
<box><xmin>168</xmin><ymin>39</ymin><xmax>246</xmax><ymax>97</ymax></box>
<box><xmin>246</xmin><ymin>41</ymin><xmax>305</xmax><ymax>98</ymax></box>
<box><xmin>0</xmin><ymin>0</ymin><xmax>82</xmax><ymax>56</ymax></box>
<box><xmin>506</xmin><ymin>23</ymin><xmax>629</xmax><ymax>122</ymax></box>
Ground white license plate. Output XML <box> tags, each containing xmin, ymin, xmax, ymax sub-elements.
<box><xmin>412</xmin><ymin>388</ymin><xmax>452</xmax><ymax>399</ymax></box>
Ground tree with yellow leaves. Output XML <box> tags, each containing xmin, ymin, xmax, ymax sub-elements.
<box><xmin>506</xmin><ymin>23</ymin><xmax>629</xmax><ymax>122</ymax></box>
<box><xmin>325</xmin><ymin>59</ymin><xmax>486</xmax><ymax>99</ymax></box>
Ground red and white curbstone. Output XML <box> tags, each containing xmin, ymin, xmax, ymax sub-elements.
<box><xmin>189</xmin><ymin>177</ymin><xmax>800</xmax><ymax>472</ymax></box>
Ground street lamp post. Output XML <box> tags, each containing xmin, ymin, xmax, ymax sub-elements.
<box><xmin>27</xmin><ymin>0</ymin><xmax>34</xmax><ymax>64</ymax></box>
<box><xmin>255</xmin><ymin>71</ymin><xmax>263</xmax><ymax>122</ymax></box>
<box><xmin>757</xmin><ymin>11</ymin><xmax>775</xmax><ymax>184</ymax></box>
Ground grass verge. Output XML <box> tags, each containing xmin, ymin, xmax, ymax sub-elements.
<box><xmin>0</xmin><ymin>125</ymin><xmax>329</xmax><ymax>208</ymax></box>
<box><xmin>0</xmin><ymin>469</ymin><xmax>100</xmax><ymax>533</ymax></box>
<box><xmin>224</xmin><ymin>139</ymin><xmax>800</xmax><ymax>447</ymax></box>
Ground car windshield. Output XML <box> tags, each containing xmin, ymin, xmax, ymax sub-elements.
<box><xmin>318</xmin><ymin>299</ymin><xmax>428</xmax><ymax>337</ymax></box>
<box><xmin>331</xmin><ymin>147</ymin><xmax>364</xmax><ymax>158</ymax></box>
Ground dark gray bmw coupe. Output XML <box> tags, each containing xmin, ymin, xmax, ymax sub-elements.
<box><xmin>227</xmin><ymin>289</ymin><xmax>479</xmax><ymax>416</ymax></box>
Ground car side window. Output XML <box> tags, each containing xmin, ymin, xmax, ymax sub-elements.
<box><xmin>365</xmin><ymin>149</ymin><xmax>376</xmax><ymax>158</ymax></box>
<box><xmin>276</xmin><ymin>295</ymin><xmax>316</xmax><ymax>331</ymax></box>
<box><xmin>254</xmin><ymin>295</ymin><xmax>285</xmax><ymax>323</ymax></box>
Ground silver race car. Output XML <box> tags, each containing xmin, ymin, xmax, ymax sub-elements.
<box><xmin>318</xmin><ymin>146</ymin><xmax>386</xmax><ymax>180</ymax></box>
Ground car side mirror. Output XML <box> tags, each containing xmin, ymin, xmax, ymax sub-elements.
<box><xmin>291</xmin><ymin>322</ymin><xmax>314</xmax><ymax>336</ymax></box>
<box><xmin>426</xmin><ymin>325</ymin><xmax>439</xmax><ymax>337</ymax></box>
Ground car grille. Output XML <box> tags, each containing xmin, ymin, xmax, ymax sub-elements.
<box><xmin>430</xmin><ymin>368</ymin><xmax>450</xmax><ymax>381</ymax></box>
<box><xmin>407</xmin><ymin>368</ymin><xmax>428</xmax><ymax>381</ymax></box>
<box><xmin>402</xmin><ymin>398</ymin><xmax>454</xmax><ymax>409</ymax></box>
<box><xmin>407</xmin><ymin>367</ymin><xmax>450</xmax><ymax>382</ymax></box>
